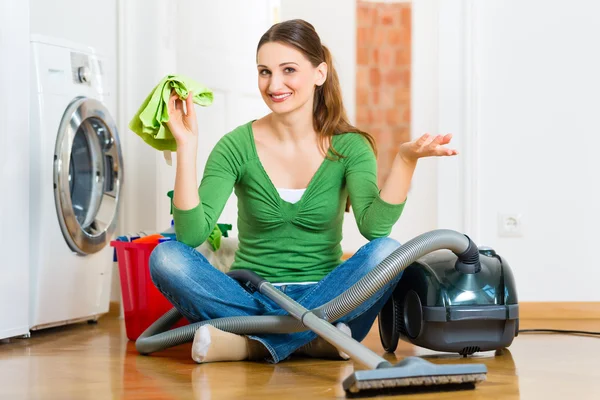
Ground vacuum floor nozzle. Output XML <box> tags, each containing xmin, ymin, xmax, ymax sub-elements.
<box><xmin>342</xmin><ymin>357</ymin><xmax>487</xmax><ymax>397</ymax></box>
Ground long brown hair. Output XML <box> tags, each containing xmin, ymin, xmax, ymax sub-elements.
<box><xmin>256</xmin><ymin>19</ymin><xmax>377</xmax><ymax>157</ymax></box>
<box><xmin>257</xmin><ymin>19</ymin><xmax>376</xmax><ymax>211</ymax></box>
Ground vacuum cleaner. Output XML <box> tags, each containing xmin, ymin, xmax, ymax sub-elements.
<box><xmin>135</xmin><ymin>229</ymin><xmax>518</xmax><ymax>397</ymax></box>
<box><xmin>378</xmin><ymin>243</ymin><xmax>519</xmax><ymax>357</ymax></box>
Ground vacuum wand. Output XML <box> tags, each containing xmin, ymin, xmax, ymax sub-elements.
<box><xmin>260</xmin><ymin>283</ymin><xmax>392</xmax><ymax>370</ymax></box>
<box><xmin>257</xmin><ymin>270</ymin><xmax>487</xmax><ymax>397</ymax></box>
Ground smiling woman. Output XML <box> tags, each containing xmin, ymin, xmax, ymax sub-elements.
<box><xmin>150</xmin><ymin>18</ymin><xmax>457</xmax><ymax>366</ymax></box>
<box><xmin>255</xmin><ymin>19</ymin><xmax>376</xmax><ymax>160</ymax></box>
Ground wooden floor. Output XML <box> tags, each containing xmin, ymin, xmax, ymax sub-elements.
<box><xmin>1</xmin><ymin>316</ymin><xmax>599</xmax><ymax>399</ymax></box>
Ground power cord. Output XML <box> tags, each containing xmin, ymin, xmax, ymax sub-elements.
<box><xmin>518</xmin><ymin>328</ymin><xmax>600</xmax><ymax>336</ymax></box>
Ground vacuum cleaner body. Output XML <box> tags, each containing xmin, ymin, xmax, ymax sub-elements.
<box><xmin>379</xmin><ymin>246</ymin><xmax>519</xmax><ymax>356</ymax></box>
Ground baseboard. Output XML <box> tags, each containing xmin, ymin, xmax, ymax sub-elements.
<box><xmin>519</xmin><ymin>302</ymin><xmax>600</xmax><ymax>320</ymax></box>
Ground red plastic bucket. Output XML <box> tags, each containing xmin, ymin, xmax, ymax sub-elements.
<box><xmin>111</xmin><ymin>239</ymin><xmax>188</xmax><ymax>341</ymax></box>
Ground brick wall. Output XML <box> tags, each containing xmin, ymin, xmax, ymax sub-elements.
<box><xmin>356</xmin><ymin>1</ymin><xmax>411</xmax><ymax>186</ymax></box>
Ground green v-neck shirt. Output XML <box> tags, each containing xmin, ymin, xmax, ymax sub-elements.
<box><xmin>172</xmin><ymin>121</ymin><xmax>406</xmax><ymax>283</ymax></box>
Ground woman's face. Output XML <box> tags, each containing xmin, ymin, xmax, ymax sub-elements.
<box><xmin>256</xmin><ymin>42</ymin><xmax>326</xmax><ymax>116</ymax></box>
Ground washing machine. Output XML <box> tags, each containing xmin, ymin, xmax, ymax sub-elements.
<box><xmin>29</xmin><ymin>35</ymin><xmax>124</xmax><ymax>331</ymax></box>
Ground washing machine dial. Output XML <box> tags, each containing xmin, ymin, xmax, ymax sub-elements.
<box><xmin>77</xmin><ymin>66</ymin><xmax>91</xmax><ymax>83</ymax></box>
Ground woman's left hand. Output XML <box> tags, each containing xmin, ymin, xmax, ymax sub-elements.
<box><xmin>397</xmin><ymin>133</ymin><xmax>458</xmax><ymax>163</ymax></box>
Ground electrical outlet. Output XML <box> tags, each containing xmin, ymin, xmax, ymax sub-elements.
<box><xmin>498</xmin><ymin>213</ymin><xmax>523</xmax><ymax>237</ymax></box>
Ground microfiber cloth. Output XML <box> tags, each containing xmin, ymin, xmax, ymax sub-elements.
<box><xmin>129</xmin><ymin>75</ymin><xmax>214</xmax><ymax>152</ymax></box>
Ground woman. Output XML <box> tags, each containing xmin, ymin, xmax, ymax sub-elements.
<box><xmin>149</xmin><ymin>19</ymin><xmax>457</xmax><ymax>364</ymax></box>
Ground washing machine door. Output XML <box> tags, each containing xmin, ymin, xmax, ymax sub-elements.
<box><xmin>54</xmin><ymin>97</ymin><xmax>124</xmax><ymax>255</ymax></box>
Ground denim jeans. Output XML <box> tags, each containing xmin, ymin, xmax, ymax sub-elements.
<box><xmin>149</xmin><ymin>237</ymin><xmax>402</xmax><ymax>363</ymax></box>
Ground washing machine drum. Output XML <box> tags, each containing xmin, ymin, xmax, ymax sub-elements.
<box><xmin>54</xmin><ymin>97</ymin><xmax>124</xmax><ymax>255</ymax></box>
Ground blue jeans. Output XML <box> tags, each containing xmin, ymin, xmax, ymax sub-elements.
<box><xmin>149</xmin><ymin>237</ymin><xmax>402</xmax><ymax>363</ymax></box>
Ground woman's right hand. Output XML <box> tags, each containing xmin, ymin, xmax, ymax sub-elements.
<box><xmin>166</xmin><ymin>89</ymin><xmax>198</xmax><ymax>148</ymax></box>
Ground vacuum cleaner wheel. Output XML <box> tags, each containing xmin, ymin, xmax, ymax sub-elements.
<box><xmin>403</xmin><ymin>290</ymin><xmax>423</xmax><ymax>339</ymax></box>
<box><xmin>378</xmin><ymin>293</ymin><xmax>402</xmax><ymax>353</ymax></box>
<box><xmin>379</xmin><ymin>288</ymin><xmax>425</xmax><ymax>352</ymax></box>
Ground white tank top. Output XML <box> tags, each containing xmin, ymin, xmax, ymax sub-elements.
<box><xmin>275</xmin><ymin>187</ymin><xmax>306</xmax><ymax>204</ymax></box>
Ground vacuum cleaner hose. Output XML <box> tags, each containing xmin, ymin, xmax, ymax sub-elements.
<box><xmin>313</xmin><ymin>229</ymin><xmax>475</xmax><ymax>321</ymax></box>
<box><xmin>136</xmin><ymin>229</ymin><xmax>478</xmax><ymax>355</ymax></box>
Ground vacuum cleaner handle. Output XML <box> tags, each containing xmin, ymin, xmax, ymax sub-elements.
<box><xmin>226</xmin><ymin>269</ymin><xmax>267</xmax><ymax>293</ymax></box>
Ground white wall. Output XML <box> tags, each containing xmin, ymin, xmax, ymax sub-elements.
<box><xmin>362</xmin><ymin>0</ymin><xmax>411</xmax><ymax>2</ymax></box>
<box><xmin>474</xmin><ymin>0</ymin><xmax>599</xmax><ymax>301</ymax></box>
<box><xmin>0</xmin><ymin>0</ymin><xmax>30</xmax><ymax>339</ymax></box>
<box><xmin>29</xmin><ymin>0</ymin><xmax>117</xmax><ymax>54</ymax></box>
<box><xmin>29</xmin><ymin>0</ymin><xmax>117</xmax><ymax>102</ymax></box>
<box><xmin>432</xmin><ymin>0</ymin><xmax>600</xmax><ymax>301</ymax></box>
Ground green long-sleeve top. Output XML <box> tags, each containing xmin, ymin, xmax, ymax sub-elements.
<box><xmin>173</xmin><ymin>121</ymin><xmax>406</xmax><ymax>283</ymax></box>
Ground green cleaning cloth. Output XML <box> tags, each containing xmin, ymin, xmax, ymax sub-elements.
<box><xmin>129</xmin><ymin>75</ymin><xmax>214</xmax><ymax>151</ymax></box>
<box><xmin>207</xmin><ymin>225</ymin><xmax>223</xmax><ymax>252</ymax></box>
